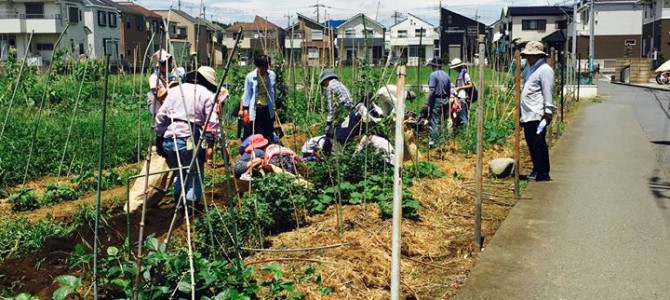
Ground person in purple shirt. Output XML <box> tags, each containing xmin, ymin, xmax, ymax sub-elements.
<box><xmin>423</xmin><ymin>57</ymin><xmax>452</xmax><ymax>147</ymax></box>
<box><xmin>155</xmin><ymin>66</ymin><xmax>221</xmax><ymax>208</ymax></box>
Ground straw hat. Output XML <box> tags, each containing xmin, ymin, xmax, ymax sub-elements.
<box><xmin>245</xmin><ymin>134</ymin><xmax>269</xmax><ymax>153</ymax></box>
<box><xmin>521</xmin><ymin>41</ymin><xmax>548</xmax><ymax>56</ymax></box>
<box><xmin>152</xmin><ymin>49</ymin><xmax>172</xmax><ymax>64</ymax></box>
<box><xmin>319</xmin><ymin>69</ymin><xmax>338</xmax><ymax>86</ymax></box>
<box><xmin>427</xmin><ymin>56</ymin><xmax>442</xmax><ymax>67</ymax></box>
<box><xmin>449</xmin><ymin>58</ymin><xmax>466</xmax><ymax>69</ymax></box>
<box><xmin>196</xmin><ymin>66</ymin><xmax>217</xmax><ymax>87</ymax></box>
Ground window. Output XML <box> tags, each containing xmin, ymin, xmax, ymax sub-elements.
<box><xmin>178</xmin><ymin>27</ymin><xmax>187</xmax><ymax>36</ymax></box>
<box><xmin>169</xmin><ymin>24</ymin><xmax>176</xmax><ymax>34</ymax></box>
<box><xmin>344</xmin><ymin>28</ymin><xmax>355</xmax><ymax>38</ymax></box>
<box><xmin>364</xmin><ymin>29</ymin><xmax>373</xmax><ymax>37</ymax></box>
<box><xmin>308</xmin><ymin>47</ymin><xmax>319</xmax><ymax>59</ymax></box>
<box><xmin>126</xmin><ymin>20</ymin><xmax>131</xmax><ymax>29</ymax></box>
<box><xmin>233</xmin><ymin>32</ymin><xmax>244</xmax><ymax>40</ymax></box>
<box><xmin>521</xmin><ymin>19</ymin><xmax>546</xmax><ymax>30</ymax></box>
<box><xmin>151</xmin><ymin>20</ymin><xmax>160</xmax><ymax>31</ymax></box>
<box><xmin>98</xmin><ymin>11</ymin><xmax>107</xmax><ymax>26</ymax></box>
<box><xmin>108</xmin><ymin>12</ymin><xmax>117</xmax><ymax>27</ymax></box>
<box><xmin>36</xmin><ymin>43</ymin><xmax>54</xmax><ymax>51</ymax></box>
<box><xmin>397</xmin><ymin>30</ymin><xmax>407</xmax><ymax>38</ymax></box>
<box><xmin>79</xmin><ymin>43</ymin><xmax>85</xmax><ymax>55</ymax></box>
<box><xmin>25</xmin><ymin>3</ymin><xmax>44</xmax><ymax>19</ymax></box>
<box><xmin>415</xmin><ymin>28</ymin><xmax>426</xmax><ymax>37</ymax></box>
<box><xmin>625</xmin><ymin>39</ymin><xmax>637</xmax><ymax>46</ymax></box>
<box><xmin>555</xmin><ymin>20</ymin><xmax>567</xmax><ymax>29</ymax></box>
<box><xmin>312</xmin><ymin>30</ymin><xmax>323</xmax><ymax>41</ymax></box>
<box><xmin>135</xmin><ymin>15</ymin><xmax>144</xmax><ymax>31</ymax></box>
<box><xmin>68</xmin><ymin>6</ymin><xmax>79</xmax><ymax>24</ymax></box>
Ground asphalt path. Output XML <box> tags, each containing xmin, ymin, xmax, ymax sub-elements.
<box><xmin>455</xmin><ymin>82</ymin><xmax>670</xmax><ymax>300</ymax></box>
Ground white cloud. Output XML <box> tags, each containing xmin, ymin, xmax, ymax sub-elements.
<box><xmin>136</xmin><ymin>0</ymin><xmax>550</xmax><ymax>27</ymax></box>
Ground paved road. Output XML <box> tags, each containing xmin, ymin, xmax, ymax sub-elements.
<box><xmin>456</xmin><ymin>82</ymin><xmax>670</xmax><ymax>300</ymax></box>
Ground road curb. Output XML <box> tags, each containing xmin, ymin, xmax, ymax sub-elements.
<box><xmin>611</xmin><ymin>81</ymin><xmax>670</xmax><ymax>92</ymax></box>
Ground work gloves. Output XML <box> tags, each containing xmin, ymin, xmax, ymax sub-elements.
<box><xmin>155</xmin><ymin>136</ymin><xmax>166</xmax><ymax>157</ymax></box>
<box><xmin>542</xmin><ymin>112</ymin><xmax>553</xmax><ymax>125</ymax></box>
<box><xmin>324</xmin><ymin>121</ymin><xmax>334</xmax><ymax>139</ymax></box>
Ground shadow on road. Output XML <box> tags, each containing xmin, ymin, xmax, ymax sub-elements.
<box><xmin>648</xmin><ymin>175</ymin><xmax>670</xmax><ymax>209</ymax></box>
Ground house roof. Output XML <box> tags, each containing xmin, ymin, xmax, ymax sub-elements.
<box><xmin>440</xmin><ymin>8</ymin><xmax>486</xmax><ymax>27</ymax></box>
<box><xmin>155</xmin><ymin>9</ymin><xmax>198</xmax><ymax>24</ymax></box>
<box><xmin>197</xmin><ymin>17</ymin><xmax>225</xmax><ymax>31</ymax></box>
<box><xmin>115</xmin><ymin>1</ymin><xmax>162</xmax><ymax>19</ymax></box>
<box><xmin>390</xmin><ymin>12</ymin><xmax>435</xmax><ymax>29</ymax></box>
<box><xmin>297</xmin><ymin>13</ymin><xmax>326</xmax><ymax>29</ymax></box>
<box><xmin>226</xmin><ymin>16</ymin><xmax>283</xmax><ymax>32</ymax></box>
<box><xmin>85</xmin><ymin>0</ymin><xmax>116</xmax><ymax>8</ymax></box>
<box><xmin>338</xmin><ymin>13</ymin><xmax>385</xmax><ymax>29</ymax></box>
<box><xmin>508</xmin><ymin>6</ymin><xmax>573</xmax><ymax>17</ymax></box>
<box><xmin>542</xmin><ymin>29</ymin><xmax>567</xmax><ymax>43</ymax></box>
<box><xmin>323</xmin><ymin>19</ymin><xmax>346</xmax><ymax>29</ymax></box>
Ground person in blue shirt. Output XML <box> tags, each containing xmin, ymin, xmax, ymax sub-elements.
<box><xmin>242</xmin><ymin>55</ymin><xmax>277</xmax><ymax>142</ymax></box>
<box><xmin>422</xmin><ymin>57</ymin><xmax>452</xmax><ymax>147</ymax></box>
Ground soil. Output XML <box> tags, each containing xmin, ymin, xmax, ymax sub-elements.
<box><xmin>0</xmin><ymin>121</ymin><xmax>551</xmax><ymax>299</ymax></box>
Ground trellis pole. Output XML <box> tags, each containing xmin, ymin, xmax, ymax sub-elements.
<box><xmin>474</xmin><ymin>35</ymin><xmax>485</xmax><ymax>249</ymax></box>
<box><xmin>390</xmin><ymin>65</ymin><xmax>406</xmax><ymax>300</ymax></box>
<box><xmin>514</xmin><ymin>49</ymin><xmax>521</xmax><ymax>197</ymax></box>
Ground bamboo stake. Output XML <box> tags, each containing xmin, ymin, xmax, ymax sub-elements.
<box><xmin>390</xmin><ymin>65</ymin><xmax>407</xmax><ymax>300</ymax></box>
<box><xmin>514</xmin><ymin>49</ymin><xmax>521</xmax><ymax>197</ymax></box>
<box><xmin>474</xmin><ymin>35</ymin><xmax>485</xmax><ymax>249</ymax></box>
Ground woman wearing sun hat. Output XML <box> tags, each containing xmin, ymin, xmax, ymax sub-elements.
<box><xmin>155</xmin><ymin>66</ymin><xmax>222</xmax><ymax>207</ymax></box>
<box><xmin>233</xmin><ymin>134</ymin><xmax>268</xmax><ymax>181</ymax></box>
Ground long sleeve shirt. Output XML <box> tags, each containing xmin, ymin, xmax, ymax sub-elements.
<box><xmin>243</xmin><ymin>69</ymin><xmax>277</xmax><ymax>121</ymax></box>
<box><xmin>325</xmin><ymin>79</ymin><xmax>355</xmax><ymax>123</ymax></box>
<box><xmin>521</xmin><ymin>58</ymin><xmax>555</xmax><ymax>123</ymax></box>
<box><xmin>155</xmin><ymin>83</ymin><xmax>221</xmax><ymax>138</ymax></box>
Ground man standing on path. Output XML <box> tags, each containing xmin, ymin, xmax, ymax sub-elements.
<box><xmin>242</xmin><ymin>55</ymin><xmax>277</xmax><ymax>142</ymax></box>
<box><xmin>521</xmin><ymin>41</ymin><xmax>555</xmax><ymax>181</ymax></box>
<box><xmin>423</xmin><ymin>57</ymin><xmax>451</xmax><ymax>147</ymax></box>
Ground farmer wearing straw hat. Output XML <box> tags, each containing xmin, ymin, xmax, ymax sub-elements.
<box><xmin>241</xmin><ymin>55</ymin><xmax>277</xmax><ymax>142</ymax></box>
<box><xmin>423</xmin><ymin>56</ymin><xmax>452</xmax><ymax>147</ymax></box>
<box><xmin>155</xmin><ymin>66</ymin><xmax>222</xmax><ymax>206</ymax></box>
<box><xmin>319</xmin><ymin>69</ymin><xmax>367</xmax><ymax>146</ymax></box>
<box><xmin>450</xmin><ymin>58</ymin><xmax>473</xmax><ymax>128</ymax></box>
<box><xmin>520</xmin><ymin>41</ymin><xmax>555</xmax><ymax>182</ymax></box>
<box><xmin>148</xmin><ymin>49</ymin><xmax>185</xmax><ymax>115</ymax></box>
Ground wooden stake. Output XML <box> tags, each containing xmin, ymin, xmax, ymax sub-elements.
<box><xmin>514</xmin><ymin>49</ymin><xmax>521</xmax><ymax>197</ymax></box>
<box><xmin>474</xmin><ymin>35</ymin><xmax>485</xmax><ymax>249</ymax></box>
<box><xmin>390</xmin><ymin>65</ymin><xmax>407</xmax><ymax>300</ymax></box>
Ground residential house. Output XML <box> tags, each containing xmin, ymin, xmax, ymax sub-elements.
<box><xmin>388</xmin><ymin>13</ymin><xmax>439</xmax><ymax>66</ymax></box>
<box><xmin>155</xmin><ymin>9</ymin><xmax>210</xmax><ymax>66</ymax></box>
<box><xmin>573</xmin><ymin>0</ymin><xmax>641</xmax><ymax>72</ymax></box>
<box><xmin>439</xmin><ymin>8</ymin><xmax>486</xmax><ymax>62</ymax></box>
<box><xmin>336</xmin><ymin>13</ymin><xmax>385</xmax><ymax>66</ymax></box>
<box><xmin>115</xmin><ymin>1</ymin><xmax>164</xmax><ymax>61</ymax></box>
<box><xmin>223</xmin><ymin>16</ymin><xmax>285</xmax><ymax>65</ymax></box>
<box><xmin>639</xmin><ymin>0</ymin><xmax>670</xmax><ymax>64</ymax></box>
<box><xmin>83</xmin><ymin>0</ymin><xmax>118</xmax><ymax>60</ymax></box>
<box><xmin>0</xmin><ymin>0</ymin><xmax>120</xmax><ymax>64</ymax></box>
<box><xmin>97</xmin><ymin>0</ymin><xmax>153</xmax><ymax>67</ymax></box>
<box><xmin>504</xmin><ymin>6</ymin><xmax>572</xmax><ymax>51</ymax></box>
<box><xmin>197</xmin><ymin>17</ymin><xmax>225</xmax><ymax>66</ymax></box>
<box><xmin>285</xmin><ymin>13</ymin><xmax>335</xmax><ymax>66</ymax></box>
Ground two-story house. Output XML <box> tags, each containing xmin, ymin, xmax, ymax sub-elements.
<box><xmin>0</xmin><ymin>0</ymin><xmax>120</xmax><ymax>64</ymax></box>
<box><xmin>115</xmin><ymin>1</ymin><xmax>164</xmax><ymax>63</ymax></box>
<box><xmin>388</xmin><ymin>13</ymin><xmax>438</xmax><ymax>66</ymax></box>
<box><xmin>285</xmin><ymin>13</ymin><xmax>334</xmax><ymax>66</ymax></box>
<box><xmin>98</xmin><ymin>0</ymin><xmax>153</xmax><ymax>67</ymax></box>
<box><xmin>197</xmin><ymin>17</ymin><xmax>225</xmax><ymax>66</ymax></box>
<box><xmin>572</xmin><ymin>0</ymin><xmax>641</xmax><ymax>72</ymax></box>
<box><xmin>336</xmin><ymin>13</ymin><xmax>385</xmax><ymax>66</ymax></box>
<box><xmin>439</xmin><ymin>8</ymin><xmax>486</xmax><ymax>62</ymax></box>
<box><xmin>640</xmin><ymin>0</ymin><xmax>670</xmax><ymax>63</ymax></box>
<box><xmin>223</xmin><ymin>16</ymin><xmax>285</xmax><ymax>65</ymax></box>
<box><xmin>505</xmin><ymin>6</ymin><xmax>572</xmax><ymax>49</ymax></box>
<box><xmin>155</xmin><ymin>9</ymin><xmax>210</xmax><ymax>66</ymax></box>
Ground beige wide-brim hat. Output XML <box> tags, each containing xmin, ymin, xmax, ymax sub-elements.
<box><xmin>152</xmin><ymin>49</ymin><xmax>172</xmax><ymax>64</ymax></box>
<box><xmin>196</xmin><ymin>66</ymin><xmax>218</xmax><ymax>87</ymax></box>
<box><xmin>450</xmin><ymin>58</ymin><xmax>466</xmax><ymax>69</ymax></box>
<box><xmin>521</xmin><ymin>41</ymin><xmax>548</xmax><ymax>56</ymax></box>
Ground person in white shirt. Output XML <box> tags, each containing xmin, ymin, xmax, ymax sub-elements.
<box><xmin>520</xmin><ymin>41</ymin><xmax>555</xmax><ymax>182</ymax></box>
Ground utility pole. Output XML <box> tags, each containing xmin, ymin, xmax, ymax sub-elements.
<box><xmin>311</xmin><ymin>0</ymin><xmax>326</xmax><ymax>23</ymax></box>
<box><xmin>178</xmin><ymin>0</ymin><xmax>182</xmax><ymax>11</ymax></box>
<box><xmin>572</xmin><ymin>0</ymin><xmax>577</xmax><ymax>56</ymax></box>
<box><xmin>392</xmin><ymin>11</ymin><xmax>403</xmax><ymax>25</ymax></box>
<box><xmin>589</xmin><ymin>0</ymin><xmax>595</xmax><ymax>73</ymax></box>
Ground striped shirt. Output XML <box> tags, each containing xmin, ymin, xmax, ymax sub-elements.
<box><xmin>325</xmin><ymin>79</ymin><xmax>355</xmax><ymax>123</ymax></box>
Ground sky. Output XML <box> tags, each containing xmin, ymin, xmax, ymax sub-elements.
<box><xmin>136</xmin><ymin>0</ymin><xmax>560</xmax><ymax>28</ymax></box>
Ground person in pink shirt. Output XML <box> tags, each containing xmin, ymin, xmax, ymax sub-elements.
<box><xmin>155</xmin><ymin>66</ymin><xmax>221</xmax><ymax>207</ymax></box>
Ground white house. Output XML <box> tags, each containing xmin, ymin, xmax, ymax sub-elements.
<box><xmin>0</xmin><ymin>0</ymin><xmax>119</xmax><ymax>64</ymax></box>
<box><xmin>506</xmin><ymin>6</ymin><xmax>572</xmax><ymax>45</ymax></box>
<box><xmin>336</xmin><ymin>13</ymin><xmax>385</xmax><ymax>66</ymax></box>
<box><xmin>83</xmin><ymin>0</ymin><xmax>119</xmax><ymax>59</ymax></box>
<box><xmin>572</xmin><ymin>0</ymin><xmax>641</xmax><ymax>72</ymax></box>
<box><xmin>388</xmin><ymin>13</ymin><xmax>438</xmax><ymax>66</ymax></box>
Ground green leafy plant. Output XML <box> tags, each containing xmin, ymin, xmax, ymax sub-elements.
<box><xmin>40</xmin><ymin>183</ymin><xmax>79</xmax><ymax>206</ymax></box>
<box><xmin>406</xmin><ymin>161</ymin><xmax>444</xmax><ymax>178</ymax></box>
<box><xmin>8</xmin><ymin>188</ymin><xmax>40</xmax><ymax>212</ymax></box>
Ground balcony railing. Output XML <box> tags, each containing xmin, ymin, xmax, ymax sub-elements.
<box><xmin>0</xmin><ymin>13</ymin><xmax>60</xmax><ymax>19</ymax></box>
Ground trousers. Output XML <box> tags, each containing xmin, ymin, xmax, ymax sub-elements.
<box><xmin>522</xmin><ymin>120</ymin><xmax>550</xmax><ymax>174</ymax></box>
<box><xmin>162</xmin><ymin>137</ymin><xmax>205</xmax><ymax>203</ymax></box>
